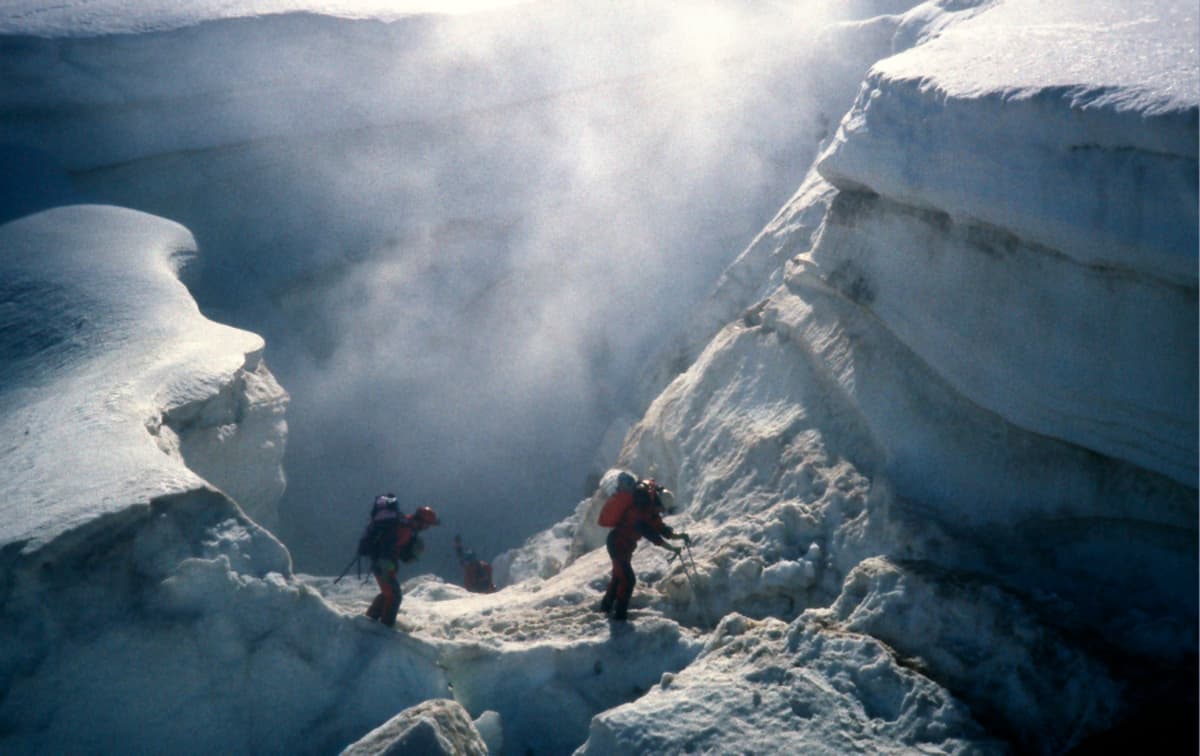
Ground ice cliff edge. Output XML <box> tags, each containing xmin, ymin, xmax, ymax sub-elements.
<box><xmin>0</xmin><ymin>204</ymin><xmax>290</xmax><ymax>552</ymax></box>
<box><xmin>814</xmin><ymin>0</ymin><xmax>1198</xmax><ymax>486</ymax></box>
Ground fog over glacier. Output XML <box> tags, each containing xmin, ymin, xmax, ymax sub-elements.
<box><xmin>0</xmin><ymin>1</ymin><xmax>1195</xmax><ymax>754</ymax></box>
<box><xmin>3</xmin><ymin>0</ymin><xmax>901</xmax><ymax>576</ymax></box>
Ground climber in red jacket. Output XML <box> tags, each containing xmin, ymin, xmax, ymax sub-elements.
<box><xmin>597</xmin><ymin>472</ymin><xmax>690</xmax><ymax>621</ymax></box>
<box><xmin>361</xmin><ymin>495</ymin><xmax>440</xmax><ymax>627</ymax></box>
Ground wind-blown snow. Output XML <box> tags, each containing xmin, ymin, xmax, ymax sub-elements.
<box><xmin>2</xmin><ymin>0</ymin><xmax>864</xmax><ymax>574</ymax></box>
<box><xmin>0</xmin><ymin>0</ymin><xmax>932</xmax><ymax>577</ymax></box>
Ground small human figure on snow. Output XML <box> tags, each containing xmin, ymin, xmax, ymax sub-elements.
<box><xmin>596</xmin><ymin>472</ymin><xmax>690</xmax><ymax>621</ymax></box>
<box><xmin>454</xmin><ymin>534</ymin><xmax>496</xmax><ymax>593</ymax></box>
<box><xmin>359</xmin><ymin>493</ymin><xmax>440</xmax><ymax>627</ymax></box>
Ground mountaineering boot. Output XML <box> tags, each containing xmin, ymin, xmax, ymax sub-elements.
<box><xmin>599</xmin><ymin>585</ymin><xmax>615</xmax><ymax>614</ymax></box>
<box><xmin>611</xmin><ymin>598</ymin><xmax>629</xmax><ymax>622</ymax></box>
<box><xmin>366</xmin><ymin>594</ymin><xmax>384</xmax><ymax>621</ymax></box>
<box><xmin>381</xmin><ymin>592</ymin><xmax>401</xmax><ymax>627</ymax></box>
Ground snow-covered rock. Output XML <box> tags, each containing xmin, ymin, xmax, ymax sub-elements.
<box><xmin>340</xmin><ymin>698</ymin><xmax>488</xmax><ymax>756</ymax></box>
<box><xmin>579</xmin><ymin>612</ymin><xmax>1004</xmax><ymax>755</ymax></box>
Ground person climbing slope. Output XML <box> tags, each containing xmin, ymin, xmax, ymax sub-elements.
<box><xmin>454</xmin><ymin>534</ymin><xmax>496</xmax><ymax>593</ymax></box>
<box><xmin>597</xmin><ymin>472</ymin><xmax>690</xmax><ymax>621</ymax></box>
<box><xmin>359</xmin><ymin>493</ymin><xmax>439</xmax><ymax>627</ymax></box>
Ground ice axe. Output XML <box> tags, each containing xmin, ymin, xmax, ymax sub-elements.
<box><xmin>666</xmin><ymin>537</ymin><xmax>713</xmax><ymax>629</ymax></box>
<box><xmin>333</xmin><ymin>553</ymin><xmax>361</xmax><ymax>585</ymax></box>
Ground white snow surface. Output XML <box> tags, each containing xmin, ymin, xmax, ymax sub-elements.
<box><xmin>815</xmin><ymin>0</ymin><xmax>1198</xmax><ymax>485</ymax></box>
<box><xmin>0</xmin><ymin>205</ymin><xmax>444</xmax><ymax>754</ymax></box>
<box><xmin>339</xmin><ymin>698</ymin><xmax>489</xmax><ymax>756</ymax></box>
<box><xmin>0</xmin><ymin>204</ymin><xmax>288</xmax><ymax>548</ymax></box>
<box><xmin>819</xmin><ymin>0</ymin><xmax>1199</xmax><ymax>283</ymax></box>
<box><xmin>1</xmin><ymin>0</ymin><xmax>1196</xmax><ymax>754</ymax></box>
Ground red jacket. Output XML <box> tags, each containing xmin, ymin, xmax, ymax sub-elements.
<box><xmin>607</xmin><ymin>487</ymin><xmax>673</xmax><ymax>554</ymax></box>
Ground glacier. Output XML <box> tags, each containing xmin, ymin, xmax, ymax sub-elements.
<box><xmin>0</xmin><ymin>0</ymin><xmax>893</xmax><ymax>577</ymax></box>
<box><xmin>0</xmin><ymin>0</ymin><xmax>1196</xmax><ymax>754</ymax></box>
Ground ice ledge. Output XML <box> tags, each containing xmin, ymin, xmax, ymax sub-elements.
<box><xmin>794</xmin><ymin>189</ymin><xmax>1197</xmax><ymax>486</ymax></box>
<box><xmin>151</xmin><ymin>349</ymin><xmax>289</xmax><ymax>530</ymax></box>
<box><xmin>818</xmin><ymin>72</ymin><xmax>1197</xmax><ymax>285</ymax></box>
<box><xmin>817</xmin><ymin>1</ymin><xmax>1199</xmax><ymax>286</ymax></box>
<box><xmin>0</xmin><ymin>205</ymin><xmax>289</xmax><ymax>553</ymax></box>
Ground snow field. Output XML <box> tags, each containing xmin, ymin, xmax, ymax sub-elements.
<box><xmin>339</xmin><ymin>698</ymin><xmax>491</xmax><ymax>756</ymax></box>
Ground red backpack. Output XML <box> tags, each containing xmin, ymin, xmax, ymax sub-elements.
<box><xmin>598</xmin><ymin>490</ymin><xmax>633</xmax><ymax>527</ymax></box>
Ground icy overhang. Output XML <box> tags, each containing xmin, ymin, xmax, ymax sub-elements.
<box><xmin>0</xmin><ymin>205</ymin><xmax>278</xmax><ymax>553</ymax></box>
<box><xmin>818</xmin><ymin>0</ymin><xmax>1199</xmax><ymax>285</ymax></box>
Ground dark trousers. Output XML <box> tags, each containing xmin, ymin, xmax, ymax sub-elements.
<box><xmin>603</xmin><ymin>530</ymin><xmax>636</xmax><ymax>619</ymax></box>
<box><xmin>366</xmin><ymin>560</ymin><xmax>401</xmax><ymax>627</ymax></box>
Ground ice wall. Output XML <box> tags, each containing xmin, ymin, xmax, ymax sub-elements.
<box><xmin>816</xmin><ymin>0</ymin><xmax>1198</xmax><ymax>486</ymax></box>
<box><xmin>583</xmin><ymin>0</ymin><xmax>1197</xmax><ymax>751</ymax></box>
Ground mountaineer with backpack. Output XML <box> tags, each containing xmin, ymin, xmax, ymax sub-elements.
<box><xmin>359</xmin><ymin>493</ymin><xmax>440</xmax><ymax>627</ymax></box>
<box><xmin>597</xmin><ymin>472</ymin><xmax>690</xmax><ymax>621</ymax></box>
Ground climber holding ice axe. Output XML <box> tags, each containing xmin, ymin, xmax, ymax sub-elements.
<box><xmin>595</xmin><ymin>472</ymin><xmax>691</xmax><ymax>621</ymax></box>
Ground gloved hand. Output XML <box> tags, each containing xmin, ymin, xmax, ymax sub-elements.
<box><xmin>668</xmin><ymin>544</ymin><xmax>683</xmax><ymax>558</ymax></box>
<box><xmin>677</xmin><ymin>532</ymin><xmax>692</xmax><ymax>546</ymax></box>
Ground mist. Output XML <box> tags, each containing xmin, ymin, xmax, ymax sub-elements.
<box><xmin>43</xmin><ymin>0</ymin><xmax>913</xmax><ymax>578</ymax></box>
